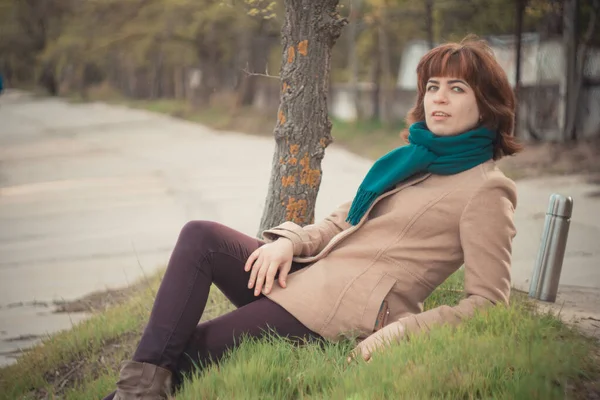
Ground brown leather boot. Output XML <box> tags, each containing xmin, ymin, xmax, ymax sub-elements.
<box><xmin>113</xmin><ymin>361</ymin><xmax>173</xmax><ymax>400</ymax></box>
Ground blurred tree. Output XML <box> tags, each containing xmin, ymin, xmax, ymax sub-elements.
<box><xmin>236</xmin><ymin>1</ymin><xmax>282</xmax><ymax>107</ymax></box>
<box><xmin>435</xmin><ymin>0</ymin><xmax>554</xmax><ymax>41</ymax></box>
<box><xmin>2</xmin><ymin>0</ymin><xmax>590</xmax><ymax>141</ymax></box>
<box><xmin>0</xmin><ymin>0</ymin><xmax>72</xmax><ymax>93</ymax></box>
<box><xmin>345</xmin><ymin>0</ymin><xmax>364</xmax><ymax>120</ymax></box>
<box><xmin>563</xmin><ymin>0</ymin><xmax>599</xmax><ymax>141</ymax></box>
<box><xmin>361</xmin><ymin>0</ymin><xmax>422</xmax><ymax>123</ymax></box>
<box><xmin>258</xmin><ymin>0</ymin><xmax>347</xmax><ymax>233</ymax></box>
<box><xmin>34</xmin><ymin>0</ymin><xmax>282</xmax><ymax>101</ymax></box>
<box><xmin>425</xmin><ymin>0</ymin><xmax>434</xmax><ymax>49</ymax></box>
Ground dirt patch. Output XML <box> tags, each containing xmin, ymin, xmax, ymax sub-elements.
<box><xmin>497</xmin><ymin>137</ymin><xmax>600</xmax><ymax>180</ymax></box>
<box><xmin>53</xmin><ymin>279</ymin><xmax>156</xmax><ymax>314</ymax></box>
<box><xmin>568</xmin><ymin>347</ymin><xmax>600</xmax><ymax>400</ymax></box>
<box><xmin>38</xmin><ymin>358</ymin><xmax>87</xmax><ymax>398</ymax></box>
<box><xmin>534</xmin><ymin>285</ymin><xmax>600</xmax><ymax>343</ymax></box>
<box><xmin>33</xmin><ymin>330</ymin><xmax>140</xmax><ymax>399</ymax></box>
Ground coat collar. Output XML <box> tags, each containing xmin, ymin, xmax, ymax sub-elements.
<box><xmin>392</xmin><ymin>172</ymin><xmax>432</xmax><ymax>193</ymax></box>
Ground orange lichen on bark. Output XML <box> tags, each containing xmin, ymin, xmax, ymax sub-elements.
<box><xmin>289</xmin><ymin>157</ymin><xmax>298</xmax><ymax>165</ymax></box>
<box><xmin>299</xmin><ymin>153</ymin><xmax>321</xmax><ymax>187</ymax></box>
<box><xmin>290</xmin><ymin>144</ymin><xmax>300</xmax><ymax>155</ymax></box>
<box><xmin>278</xmin><ymin>109</ymin><xmax>286</xmax><ymax>125</ymax></box>
<box><xmin>303</xmin><ymin>169</ymin><xmax>321</xmax><ymax>188</ymax></box>
<box><xmin>281</xmin><ymin>175</ymin><xmax>296</xmax><ymax>187</ymax></box>
<box><xmin>287</xmin><ymin>46</ymin><xmax>296</xmax><ymax>63</ymax></box>
<box><xmin>285</xmin><ymin>197</ymin><xmax>308</xmax><ymax>223</ymax></box>
<box><xmin>282</xmin><ymin>82</ymin><xmax>289</xmax><ymax>93</ymax></box>
<box><xmin>319</xmin><ymin>138</ymin><xmax>328</xmax><ymax>148</ymax></box>
<box><xmin>298</xmin><ymin>40</ymin><xmax>308</xmax><ymax>56</ymax></box>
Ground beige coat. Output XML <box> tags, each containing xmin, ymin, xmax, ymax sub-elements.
<box><xmin>262</xmin><ymin>160</ymin><xmax>517</xmax><ymax>341</ymax></box>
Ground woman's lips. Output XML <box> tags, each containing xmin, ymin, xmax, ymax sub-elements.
<box><xmin>431</xmin><ymin>114</ymin><xmax>450</xmax><ymax>122</ymax></box>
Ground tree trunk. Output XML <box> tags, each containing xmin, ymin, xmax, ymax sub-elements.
<box><xmin>372</xmin><ymin>30</ymin><xmax>381</xmax><ymax>121</ymax></box>
<box><xmin>238</xmin><ymin>23</ymin><xmax>273</xmax><ymax>107</ymax></box>
<box><xmin>568</xmin><ymin>0</ymin><xmax>599</xmax><ymax>141</ymax></box>
<box><xmin>347</xmin><ymin>0</ymin><xmax>363</xmax><ymax>121</ymax></box>
<box><xmin>378</xmin><ymin>24</ymin><xmax>393</xmax><ymax>126</ymax></box>
<box><xmin>425</xmin><ymin>0</ymin><xmax>435</xmax><ymax>49</ymax></box>
<box><xmin>174</xmin><ymin>67</ymin><xmax>183</xmax><ymax>99</ymax></box>
<box><xmin>39</xmin><ymin>61</ymin><xmax>58</xmax><ymax>96</ymax></box>
<box><xmin>514</xmin><ymin>0</ymin><xmax>525</xmax><ymax>137</ymax></box>
<box><xmin>195</xmin><ymin>42</ymin><xmax>220</xmax><ymax>107</ymax></box>
<box><xmin>562</xmin><ymin>0</ymin><xmax>579</xmax><ymax>142</ymax></box>
<box><xmin>258</xmin><ymin>0</ymin><xmax>347</xmax><ymax>235</ymax></box>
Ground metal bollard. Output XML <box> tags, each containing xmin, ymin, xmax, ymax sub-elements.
<box><xmin>528</xmin><ymin>194</ymin><xmax>574</xmax><ymax>302</ymax></box>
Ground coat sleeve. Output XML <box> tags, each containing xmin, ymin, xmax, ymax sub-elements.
<box><xmin>396</xmin><ymin>176</ymin><xmax>518</xmax><ymax>337</ymax></box>
<box><xmin>261</xmin><ymin>201</ymin><xmax>353</xmax><ymax>257</ymax></box>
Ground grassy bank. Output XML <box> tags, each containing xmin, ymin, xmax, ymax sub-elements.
<box><xmin>4</xmin><ymin>88</ymin><xmax>594</xmax><ymax>399</ymax></box>
<box><xmin>1</xmin><ymin>270</ymin><xmax>598</xmax><ymax>399</ymax></box>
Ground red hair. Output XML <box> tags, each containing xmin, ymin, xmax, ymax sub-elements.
<box><xmin>402</xmin><ymin>35</ymin><xmax>522</xmax><ymax>160</ymax></box>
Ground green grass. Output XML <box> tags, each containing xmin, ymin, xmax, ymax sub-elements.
<box><xmin>1</xmin><ymin>269</ymin><xmax>598</xmax><ymax>400</ymax></box>
<box><xmin>179</xmin><ymin>309</ymin><xmax>594</xmax><ymax>400</ymax></box>
<box><xmin>0</xmin><ymin>271</ymin><xmax>236</xmax><ymax>400</ymax></box>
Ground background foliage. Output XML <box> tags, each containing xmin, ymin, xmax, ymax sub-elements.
<box><xmin>0</xmin><ymin>0</ymin><xmax>579</xmax><ymax>100</ymax></box>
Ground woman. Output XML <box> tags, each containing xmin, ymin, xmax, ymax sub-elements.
<box><xmin>105</xmin><ymin>36</ymin><xmax>521</xmax><ymax>399</ymax></box>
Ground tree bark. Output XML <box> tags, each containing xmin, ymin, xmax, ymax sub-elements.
<box><xmin>425</xmin><ymin>0</ymin><xmax>435</xmax><ymax>49</ymax></box>
<box><xmin>562</xmin><ymin>0</ymin><xmax>579</xmax><ymax>142</ymax></box>
<box><xmin>194</xmin><ymin>29</ymin><xmax>222</xmax><ymax>107</ymax></box>
<box><xmin>174</xmin><ymin>67</ymin><xmax>183</xmax><ymax>99</ymax></box>
<box><xmin>514</xmin><ymin>0</ymin><xmax>525</xmax><ymax>137</ymax></box>
<box><xmin>238</xmin><ymin>21</ymin><xmax>275</xmax><ymax>107</ymax></box>
<box><xmin>258</xmin><ymin>0</ymin><xmax>347</xmax><ymax>235</ymax></box>
<box><xmin>378</xmin><ymin>23</ymin><xmax>393</xmax><ymax>126</ymax></box>
<box><xmin>347</xmin><ymin>0</ymin><xmax>363</xmax><ymax>121</ymax></box>
<box><xmin>568</xmin><ymin>0</ymin><xmax>599</xmax><ymax>141</ymax></box>
<box><xmin>372</xmin><ymin>30</ymin><xmax>381</xmax><ymax>121</ymax></box>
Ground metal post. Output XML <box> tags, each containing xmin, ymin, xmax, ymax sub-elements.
<box><xmin>528</xmin><ymin>194</ymin><xmax>574</xmax><ymax>302</ymax></box>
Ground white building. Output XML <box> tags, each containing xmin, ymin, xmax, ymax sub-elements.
<box><xmin>397</xmin><ymin>34</ymin><xmax>600</xmax><ymax>89</ymax></box>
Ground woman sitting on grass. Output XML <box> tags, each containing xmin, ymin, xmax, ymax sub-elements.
<box><xmin>104</xmin><ymin>35</ymin><xmax>522</xmax><ymax>400</ymax></box>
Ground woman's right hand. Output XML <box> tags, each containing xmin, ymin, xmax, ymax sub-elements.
<box><xmin>245</xmin><ymin>238</ymin><xmax>294</xmax><ymax>296</ymax></box>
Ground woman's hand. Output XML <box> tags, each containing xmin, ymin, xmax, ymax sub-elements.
<box><xmin>347</xmin><ymin>322</ymin><xmax>406</xmax><ymax>363</ymax></box>
<box><xmin>245</xmin><ymin>238</ymin><xmax>294</xmax><ymax>296</ymax></box>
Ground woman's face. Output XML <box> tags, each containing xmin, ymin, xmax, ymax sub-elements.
<box><xmin>423</xmin><ymin>76</ymin><xmax>480</xmax><ymax>136</ymax></box>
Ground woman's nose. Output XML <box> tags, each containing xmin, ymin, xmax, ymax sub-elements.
<box><xmin>433</xmin><ymin>89</ymin><xmax>448</xmax><ymax>104</ymax></box>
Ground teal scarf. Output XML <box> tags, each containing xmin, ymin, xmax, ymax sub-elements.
<box><xmin>345</xmin><ymin>121</ymin><xmax>496</xmax><ymax>225</ymax></box>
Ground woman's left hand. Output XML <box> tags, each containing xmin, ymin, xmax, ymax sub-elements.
<box><xmin>347</xmin><ymin>322</ymin><xmax>406</xmax><ymax>363</ymax></box>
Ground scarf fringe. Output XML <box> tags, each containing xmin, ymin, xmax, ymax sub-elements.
<box><xmin>346</xmin><ymin>189</ymin><xmax>379</xmax><ymax>225</ymax></box>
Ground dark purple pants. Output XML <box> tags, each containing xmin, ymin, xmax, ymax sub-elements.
<box><xmin>103</xmin><ymin>221</ymin><xmax>320</xmax><ymax>399</ymax></box>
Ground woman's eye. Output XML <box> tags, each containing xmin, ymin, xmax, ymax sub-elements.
<box><xmin>426</xmin><ymin>86</ymin><xmax>437</xmax><ymax>91</ymax></box>
<box><xmin>452</xmin><ymin>86</ymin><xmax>465</xmax><ymax>93</ymax></box>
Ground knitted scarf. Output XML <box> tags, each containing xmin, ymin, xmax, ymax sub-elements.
<box><xmin>345</xmin><ymin>121</ymin><xmax>495</xmax><ymax>225</ymax></box>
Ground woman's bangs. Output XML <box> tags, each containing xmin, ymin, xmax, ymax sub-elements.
<box><xmin>422</xmin><ymin>49</ymin><xmax>477</xmax><ymax>85</ymax></box>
